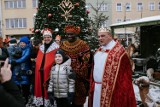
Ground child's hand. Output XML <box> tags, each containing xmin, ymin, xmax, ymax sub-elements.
<box><xmin>47</xmin><ymin>92</ymin><xmax>54</xmax><ymax>105</ymax></box>
<box><xmin>68</xmin><ymin>92</ymin><xmax>74</xmax><ymax>104</ymax></box>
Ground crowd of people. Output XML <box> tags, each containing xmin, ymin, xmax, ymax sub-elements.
<box><xmin>0</xmin><ymin>25</ymin><xmax>151</xmax><ymax>107</ymax></box>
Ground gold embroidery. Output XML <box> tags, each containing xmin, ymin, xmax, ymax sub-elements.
<box><xmin>101</xmin><ymin>42</ymin><xmax>125</xmax><ymax>107</ymax></box>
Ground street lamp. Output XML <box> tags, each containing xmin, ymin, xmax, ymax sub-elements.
<box><xmin>124</xmin><ymin>3</ymin><xmax>130</xmax><ymax>46</ymax></box>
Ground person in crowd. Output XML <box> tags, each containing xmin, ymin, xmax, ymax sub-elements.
<box><xmin>33</xmin><ymin>28</ymin><xmax>59</xmax><ymax>107</ymax></box>
<box><xmin>0</xmin><ymin>37</ymin><xmax>9</xmax><ymax>64</ymax></box>
<box><xmin>7</xmin><ymin>39</ymin><xmax>21</xmax><ymax>65</ymax></box>
<box><xmin>88</xmin><ymin>28</ymin><xmax>136</xmax><ymax>107</ymax></box>
<box><xmin>10</xmin><ymin>36</ymin><xmax>32</xmax><ymax>104</ymax></box>
<box><xmin>126</xmin><ymin>44</ymin><xmax>136</xmax><ymax>72</ymax></box>
<box><xmin>47</xmin><ymin>49</ymin><xmax>75</xmax><ymax>107</ymax></box>
<box><xmin>55</xmin><ymin>35</ymin><xmax>61</xmax><ymax>46</ymax></box>
<box><xmin>30</xmin><ymin>39</ymin><xmax>42</xmax><ymax>93</ymax></box>
<box><xmin>3</xmin><ymin>35</ymin><xmax>10</xmax><ymax>47</ymax></box>
<box><xmin>60</xmin><ymin>25</ymin><xmax>92</xmax><ymax>107</ymax></box>
<box><xmin>0</xmin><ymin>58</ymin><xmax>25</xmax><ymax>107</ymax></box>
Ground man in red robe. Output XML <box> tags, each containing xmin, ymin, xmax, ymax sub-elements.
<box><xmin>89</xmin><ymin>28</ymin><xmax>136</xmax><ymax>107</ymax></box>
<box><xmin>33</xmin><ymin>29</ymin><xmax>59</xmax><ymax>106</ymax></box>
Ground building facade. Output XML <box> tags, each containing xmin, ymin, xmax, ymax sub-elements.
<box><xmin>1</xmin><ymin>0</ymin><xmax>38</xmax><ymax>39</ymax></box>
<box><xmin>86</xmin><ymin>0</ymin><xmax>112</xmax><ymax>28</ymax></box>
<box><xmin>1</xmin><ymin>0</ymin><xmax>160</xmax><ymax>41</ymax></box>
<box><xmin>86</xmin><ymin>0</ymin><xmax>160</xmax><ymax>45</ymax></box>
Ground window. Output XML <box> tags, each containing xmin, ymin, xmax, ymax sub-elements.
<box><xmin>125</xmin><ymin>3</ymin><xmax>131</xmax><ymax>11</ymax></box>
<box><xmin>126</xmin><ymin>19</ymin><xmax>131</xmax><ymax>22</ymax></box>
<box><xmin>98</xmin><ymin>3</ymin><xmax>108</xmax><ymax>11</ymax></box>
<box><xmin>5</xmin><ymin>18</ymin><xmax>27</xmax><ymax>29</ymax></box>
<box><xmin>32</xmin><ymin>0</ymin><xmax>38</xmax><ymax>8</ymax></box>
<box><xmin>137</xmin><ymin>3</ymin><xmax>143</xmax><ymax>11</ymax></box>
<box><xmin>116</xmin><ymin>19</ymin><xmax>122</xmax><ymax>23</ymax></box>
<box><xmin>5</xmin><ymin>0</ymin><xmax>26</xmax><ymax>9</ymax></box>
<box><xmin>116</xmin><ymin>3</ymin><xmax>122</xmax><ymax>11</ymax></box>
<box><xmin>149</xmin><ymin>2</ymin><xmax>155</xmax><ymax>11</ymax></box>
<box><xmin>100</xmin><ymin>20</ymin><xmax>108</xmax><ymax>28</ymax></box>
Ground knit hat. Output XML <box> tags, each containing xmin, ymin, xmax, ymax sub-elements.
<box><xmin>20</xmin><ymin>36</ymin><xmax>29</xmax><ymax>44</ymax></box>
<box><xmin>55</xmin><ymin>49</ymin><xmax>69</xmax><ymax>64</ymax></box>
<box><xmin>9</xmin><ymin>39</ymin><xmax>17</xmax><ymax>44</ymax></box>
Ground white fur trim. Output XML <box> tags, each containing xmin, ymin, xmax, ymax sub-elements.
<box><xmin>43</xmin><ymin>30</ymin><xmax>52</xmax><ymax>37</ymax></box>
<box><xmin>40</xmin><ymin>42</ymin><xmax>59</xmax><ymax>53</ymax></box>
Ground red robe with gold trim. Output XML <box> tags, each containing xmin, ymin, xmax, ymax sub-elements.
<box><xmin>33</xmin><ymin>42</ymin><xmax>59</xmax><ymax>106</ymax></box>
<box><xmin>89</xmin><ymin>41</ymin><xmax>136</xmax><ymax>107</ymax></box>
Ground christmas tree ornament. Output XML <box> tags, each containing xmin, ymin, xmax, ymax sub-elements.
<box><xmin>74</xmin><ymin>2</ymin><xmax>80</xmax><ymax>6</ymax></box>
<box><xmin>48</xmin><ymin>13</ymin><xmax>52</xmax><ymax>17</ymax></box>
<box><xmin>86</xmin><ymin>10</ymin><xmax>90</xmax><ymax>14</ymax></box>
<box><xmin>59</xmin><ymin>0</ymin><xmax>74</xmax><ymax>21</ymax></box>
<box><xmin>55</xmin><ymin>28</ymin><xmax>59</xmax><ymax>32</ymax></box>
<box><xmin>35</xmin><ymin>29</ymin><xmax>40</xmax><ymax>33</ymax></box>
<box><xmin>80</xmin><ymin>18</ymin><xmax>84</xmax><ymax>22</ymax></box>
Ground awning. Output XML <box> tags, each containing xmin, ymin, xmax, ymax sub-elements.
<box><xmin>110</xmin><ymin>15</ymin><xmax>160</xmax><ymax>29</ymax></box>
<box><xmin>114</xmin><ymin>28</ymin><xmax>135</xmax><ymax>34</ymax></box>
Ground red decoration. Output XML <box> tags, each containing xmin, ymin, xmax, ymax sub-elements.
<box><xmin>74</xmin><ymin>2</ymin><xmax>79</xmax><ymax>6</ymax></box>
<box><xmin>35</xmin><ymin>29</ymin><xmax>39</xmax><ymax>33</ymax></box>
<box><xmin>86</xmin><ymin>10</ymin><xmax>90</xmax><ymax>14</ymax></box>
<box><xmin>48</xmin><ymin>13</ymin><xmax>52</xmax><ymax>17</ymax></box>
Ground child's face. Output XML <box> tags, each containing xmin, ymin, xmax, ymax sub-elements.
<box><xmin>55</xmin><ymin>54</ymin><xmax>63</xmax><ymax>64</ymax></box>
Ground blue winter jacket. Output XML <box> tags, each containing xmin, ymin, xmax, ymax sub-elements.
<box><xmin>12</xmin><ymin>45</ymin><xmax>31</xmax><ymax>85</ymax></box>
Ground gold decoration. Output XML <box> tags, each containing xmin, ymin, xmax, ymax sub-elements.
<box><xmin>58</xmin><ymin>0</ymin><xmax>74</xmax><ymax>21</ymax></box>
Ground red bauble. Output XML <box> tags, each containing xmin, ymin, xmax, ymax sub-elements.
<box><xmin>48</xmin><ymin>13</ymin><xmax>52</xmax><ymax>17</ymax></box>
<box><xmin>35</xmin><ymin>29</ymin><xmax>39</xmax><ymax>33</ymax></box>
<box><xmin>74</xmin><ymin>2</ymin><xmax>79</xmax><ymax>6</ymax></box>
<box><xmin>86</xmin><ymin>10</ymin><xmax>90</xmax><ymax>14</ymax></box>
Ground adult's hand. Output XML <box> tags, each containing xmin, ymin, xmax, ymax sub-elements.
<box><xmin>0</xmin><ymin>58</ymin><xmax>12</xmax><ymax>83</ymax></box>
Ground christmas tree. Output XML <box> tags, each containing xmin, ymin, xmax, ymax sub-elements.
<box><xmin>32</xmin><ymin>0</ymin><xmax>92</xmax><ymax>43</ymax></box>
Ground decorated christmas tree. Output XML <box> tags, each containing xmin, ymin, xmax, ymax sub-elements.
<box><xmin>32</xmin><ymin>0</ymin><xmax>92</xmax><ymax>42</ymax></box>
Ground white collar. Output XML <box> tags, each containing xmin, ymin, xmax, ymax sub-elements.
<box><xmin>101</xmin><ymin>40</ymin><xmax>116</xmax><ymax>50</ymax></box>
